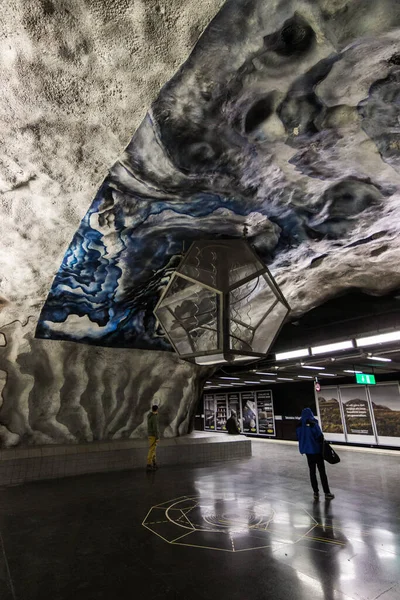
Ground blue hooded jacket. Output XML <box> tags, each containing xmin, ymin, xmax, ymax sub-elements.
<box><xmin>296</xmin><ymin>408</ymin><xmax>323</xmax><ymax>455</ymax></box>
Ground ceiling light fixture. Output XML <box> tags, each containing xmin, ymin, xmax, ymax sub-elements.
<box><xmin>255</xmin><ymin>372</ymin><xmax>276</xmax><ymax>376</ymax></box>
<box><xmin>356</xmin><ymin>331</ymin><xmax>400</xmax><ymax>347</ymax></box>
<box><xmin>298</xmin><ymin>375</ymin><xmax>313</xmax><ymax>379</ymax></box>
<box><xmin>343</xmin><ymin>370</ymin><xmax>363</xmax><ymax>374</ymax></box>
<box><xmin>301</xmin><ymin>365</ymin><xmax>324</xmax><ymax>370</ymax></box>
<box><xmin>244</xmin><ymin>381</ymin><xmax>261</xmax><ymax>384</ymax></box>
<box><xmin>311</xmin><ymin>340</ymin><xmax>353</xmax><ymax>355</ymax></box>
<box><xmin>259</xmin><ymin>379</ymin><xmax>276</xmax><ymax>382</ymax></box>
<box><xmin>195</xmin><ymin>356</ymin><xmax>228</xmax><ymax>365</ymax></box>
<box><xmin>367</xmin><ymin>356</ymin><xmax>392</xmax><ymax>362</ymax></box>
<box><xmin>155</xmin><ymin>239</ymin><xmax>290</xmax><ymax>365</ymax></box>
<box><xmin>276</xmin><ymin>348</ymin><xmax>309</xmax><ymax>360</ymax></box>
<box><xmin>277</xmin><ymin>377</ymin><xmax>294</xmax><ymax>381</ymax></box>
<box><xmin>320</xmin><ymin>373</ymin><xmax>336</xmax><ymax>377</ymax></box>
<box><xmin>218</xmin><ymin>377</ymin><xmax>241</xmax><ymax>380</ymax></box>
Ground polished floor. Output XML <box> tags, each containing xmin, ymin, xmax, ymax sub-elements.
<box><xmin>0</xmin><ymin>440</ymin><xmax>399</xmax><ymax>600</ymax></box>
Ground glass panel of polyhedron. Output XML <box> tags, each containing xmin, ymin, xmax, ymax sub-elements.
<box><xmin>179</xmin><ymin>240</ymin><xmax>265</xmax><ymax>291</ymax></box>
<box><xmin>156</xmin><ymin>275</ymin><xmax>220</xmax><ymax>354</ymax></box>
<box><xmin>225</xmin><ymin>241</ymin><xmax>265</xmax><ymax>288</ymax></box>
<box><xmin>156</xmin><ymin>305</ymin><xmax>194</xmax><ymax>355</ymax></box>
<box><xmin>252</xmin><ymin>300</ymin><xmax>289</xmax><ymax>354</ymax></box>
<box><xmin>229</xmin><ymin>321</ymin><xmax>254</xmax><ymax>353</ymax></box>
<box><xmin>179</xmin><ymin>242</ymin><xmax>220</xmax><ymax>290</ymax></box>
<box><xmin>230</xmin><ymin>275</ymin><xmax>277</xmax><ymax>332</ymax></box>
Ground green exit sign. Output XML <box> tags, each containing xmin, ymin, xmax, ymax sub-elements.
<box><xmin>356</xmin><ymin>373</ymin><xmax>376</xmax><ymax>385</ymax></box>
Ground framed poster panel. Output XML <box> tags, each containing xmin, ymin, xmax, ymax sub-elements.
<box><xmin>241</xmin><ymin>391</ymin><xmax>257</xmax><ymax>433</ymax></box>
<box><xmin>315</xmin><ymin>386</ymin><xmax>346</xmax><ymax>442</ymax></box>
<box><xmin>339</xmin><ymin>385</ymin><xmax>377</xmax><ymax>444</ymax></box>
<box><xmin>204</xmin><ymin>394</ymin><xmax>216</xmax><ymax>431</ymax></box>
<box><xmin>256</xmin><ymin>390</ymin><xmax>275</xmax><ymax>436</ymax></box>
<box><xmin>227</xmin><ymin>391</ymin><xmax>241</xmax><ymax>418</ymax></box>
<box><xmin>368</xmin><ymin>383</ymin><xmax>400</xmax><ymax>447</ymax></box>
<box><xmin>215</xmin><ymin>394</ymin><xmax>228</xmax><ymax>431</ymax></box>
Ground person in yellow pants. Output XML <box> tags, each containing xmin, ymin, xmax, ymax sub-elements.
<box><xmin>146</xmin><ymin>404</ymin><xmax>159</xmax><ymax>471</ymax></box>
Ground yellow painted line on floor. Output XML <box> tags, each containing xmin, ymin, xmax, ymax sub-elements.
<box><xmin>171</xmin><ymin>530</ymin><xmax>195</xmax><ymax>543</ymax></box>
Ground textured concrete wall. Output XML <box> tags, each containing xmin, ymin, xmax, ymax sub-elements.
<box><xmin>0</xmin><ymin>318</ymin><xmax>209</xmax><ymax>447</ymax></box>
<box><xmin>0</xmin><ymin>0</ymin><xmax>223</xmax><ymax>447</ymax></box>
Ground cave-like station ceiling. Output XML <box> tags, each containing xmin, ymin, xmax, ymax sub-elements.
<box><xmin>36</xmin><ymin>0</ymin><xmax>400</xmax><ymax>352</ymax></box>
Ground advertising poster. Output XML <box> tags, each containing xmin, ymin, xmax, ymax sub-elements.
<box><xmin>204</xmin><ymin>394</ymin><xmax>216</xmax><ymax>430</ymax></box>
<box><xmin>227</xmin><ymin>392</ymin><xmax>240</xmax><ymax>420</ymax></box>
<box><xmin>241</xmin><ymin>391</ymin><xmax>257</xmax><ymax>433</ymax></box>
<box><xmin>369</xmin><ymin>384</ymin><xmax>400</xmax><ymax>443</ymax></box>
<box><xmin>341</xmin><ymin>387</ymin><xmax>374</xmax><ymax>435</ymax></box>
<box><xmin>215</xmin><ymin>394</ymin><xmax>228</xmax><ymax>431</ymax></box>
<box><xmin>256</xmin><ymin>390</ymin><xmax>275</xmax><ymax>436</ymax></box>
<box><xmin>317</xmin><ymin>388</ymin><xmax>344</xmax><ymax>434</ymax></box>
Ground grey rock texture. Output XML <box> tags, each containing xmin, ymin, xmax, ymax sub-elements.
<box><xmin>0</xmin><ymin>318</ymin><xmax>207</xmax><ymax>447</ymax></box>
<box><xmin>0</xmin><ymin>0</ymin><xmax>224</xmax><ymax>319</ymax></box>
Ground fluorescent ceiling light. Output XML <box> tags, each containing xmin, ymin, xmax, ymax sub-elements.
<box><xmin>255</xmin><ymin>372</ymin><xmax>276</xmax><ymax>376</ymax></box>
<box><xmin>277</xmin><ymin>377</ymin><xmax>294</xmax><ymax>381</ymax></box>
<box><xmin>344</xmin><ymin>369</ymin><xmax>362</xmax><ymax>374</ymax></box>
<box><xmin>276</xmin><ymin>348</ymin><xmax>309</xmax><ymax>360</ymax></box>
<box><xmin>244</xmin><ymin>381</ymin><xmax>261</xmax><ymax>384</ymax></box>
<box><xmin>195</xmin><ymin>355</ymin><xmax>226</xmax><ymax>365</ymax></box>
<box><xmin>219</xmin><ymin>384</ymin><xmax>234</xmax><ymax>387</ymax></box>
<box><xmin>218</xmin><ymin>377</ymin><xmax>240</xmax><ymax>380</ymax></box>
<box><xmin>311</xmin><ymin>341</ymin><xmax>353</xmax><ymax>355</ymax></box>
<box><xmin>206</xmin><ymin>381</ymin><xmax>212</xmax><ymax>383</ymax></box>
<box><xmin>302</xmin><ymin>365</ymin><xmax>324</xmax><ymax>370</ymax></box>
<box><xmin>356</xmin><ymin>331</ymin><xmax>400</xmax><ymax>347</ymax></box>
<box><xmin>320</xmin><ymin>373</ymin><xmax>336</xmax><ymax>377</ymax></box>
<box><xmin>260</xmin><ymin>379</ymin><xmax>276</xmax><ymax>382</ymax></box>
<box><xmin>298</xmin><ymin>375</ymin><xmax>313</xmax><ymax>379</ymax></box>
<box><xmin>367</xmin><ymin>356</ymin><xmax>392</xmax><ymax>362</ymax></box>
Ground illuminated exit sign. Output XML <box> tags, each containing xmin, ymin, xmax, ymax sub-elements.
<box><xmin>356</xmin><ymin>373</ymin><xmax>376</xmax><ymax>385</ymax></box>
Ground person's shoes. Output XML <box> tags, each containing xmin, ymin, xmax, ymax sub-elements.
<box><xmin>325</xmin><ymin>493</ymin><xmax>335</xmax><ymax>500</ymax></box>
<box><xmin>146</xmin><ymin>464</ymin><xmax>155</xmax><ymax>472</ymax></box>
<box><xmin>313</xmin><ymin>493</ymin><xmax>320</xmax><ymax>500</ymax></box>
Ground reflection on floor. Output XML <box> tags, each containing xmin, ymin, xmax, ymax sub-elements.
<box><xmin>0</xmin><ymin>440</ymin><xmax>399</xmax><ymax>600</ymax></box>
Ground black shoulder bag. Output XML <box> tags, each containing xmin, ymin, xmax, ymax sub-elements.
<box><xmin>322</xmin><ymin>440</ymin><xmax>340</xmax><ymax>464</ymax></box>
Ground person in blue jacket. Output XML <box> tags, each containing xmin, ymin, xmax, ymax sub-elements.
<box><xmin>296</xmin><ymin>408</ymin><xmax>335</xmax><ymax>500</ymax></box>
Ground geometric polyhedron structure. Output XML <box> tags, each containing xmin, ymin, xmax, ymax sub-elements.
<box><xmin>154</xmin><ymin>240</ymin><xmax>290</xmax><ymax>365</ymax></box>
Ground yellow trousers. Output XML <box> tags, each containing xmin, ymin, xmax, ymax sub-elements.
<box><xmin>147</xmin><ymin>436</ymin><xmax>158</xmax><ymax>465</ymax></box>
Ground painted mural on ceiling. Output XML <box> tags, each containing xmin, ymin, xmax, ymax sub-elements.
<box><xmin>36</xmin><ymin>0</ymin><xmax>400</xmax><ymax>351</ymax></box>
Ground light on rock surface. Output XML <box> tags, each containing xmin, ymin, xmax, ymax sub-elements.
<box><xmin>154</xmin><ymin>240</ymin><xmax>290</xmax><ymax>364</ymax></box>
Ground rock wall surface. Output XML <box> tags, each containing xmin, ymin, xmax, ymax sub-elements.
<box><xmin>0</xmin><ymin>0</ymin><xmax>223</xmax><ymax>446</ymax></box>
<box><xmin>0</xmin><ymin>318</ymin><xmax>207</xmax><ymax>447</ymax></box>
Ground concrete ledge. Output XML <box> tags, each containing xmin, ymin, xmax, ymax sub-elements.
<box><xmin>0</xmin><ymin>433</ymin><xmax>251</xmax><ymax>486</ymax></box>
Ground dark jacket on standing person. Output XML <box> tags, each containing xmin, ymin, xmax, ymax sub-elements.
<box><xmin>147</xmin><ymin>411</ymin><xmax>159</xmax><ymax>438</ymax></box>
<box><xmin>226</xmin><ymin>415</ymin><xmax>240</xmax><ymax>435</ymax></box>
<box><xmin>296</xmin><ymin>408</ymin><xmax>323</xmax><ymax>455</ymax></box>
